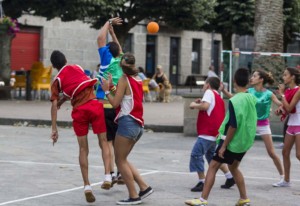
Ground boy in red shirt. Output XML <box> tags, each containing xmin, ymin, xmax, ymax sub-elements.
<box><xmin>50</xmin><ymin>50</ymin><xmax>109</xmax><ymax>203</ymax></box>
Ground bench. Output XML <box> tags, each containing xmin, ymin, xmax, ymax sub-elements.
<box><xmin>185</xmin><ymin>75</ymin><xmax>207</xmax><ymax>92</ymax></box>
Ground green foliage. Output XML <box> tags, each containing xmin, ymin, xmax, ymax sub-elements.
<box><xmin>202</xmin><ymin>0</ymin><xmax>255</xmax><ymax>35</ymax></box>
<box><xmin>3</xmin><ymin>0</ymin><xmax>216</xmax><ymax>32</ymax></box>
<box><xmin>283</xmin><ymin>0</ymin><xmax>300</xmax><ymax>48</ymax></box>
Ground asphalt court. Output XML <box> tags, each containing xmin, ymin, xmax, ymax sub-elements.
<box><xmin>0</xmin><ymin>125</ymin><xmax>299</xmax><ymax>206</ymax></box>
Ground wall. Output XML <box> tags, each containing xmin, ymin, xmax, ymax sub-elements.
<box><xmin>17</xmin><ymin>15</ymin><xmax>222</xmax><ymax>83</ymax></box>
<box><xmin>183</xmin><ymin>95</ymin><xmax>284</xmax><ymax>138</ymax></box>
<box><xmin>17</xmin><ymin>15</ymin><xmax>100</xmax><ymax>74</ymax></box>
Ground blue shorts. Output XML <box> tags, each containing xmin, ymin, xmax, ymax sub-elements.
<box><xmin>189</xmin><ymin>138</ymin><xmax>216</xmax><ymax>173</ymax></box>
<box><xmin>116</xmin><ymin>115</ymin><xmax>143</xmax><ymax>142</ymax></box>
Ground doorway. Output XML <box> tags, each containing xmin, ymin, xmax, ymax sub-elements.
<box><xmin>169</xmin><ymin>37</ymin><xmax>180</xmax><ymax>85</ymax></box>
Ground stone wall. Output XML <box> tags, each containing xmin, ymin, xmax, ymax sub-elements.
<box><xmin>183</xmin><ymin>94</ymin><xmax>284</xmax><ymax>138</ymax></box>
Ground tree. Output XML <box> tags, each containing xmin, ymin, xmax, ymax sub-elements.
<box><xmin>3</xmin><ymin>0</ymin><xmax>217</xmax><ymax>45</ymax></box>
<box><xmin>201</xmin><ymin>0</ymin><xmax>255</xmax><ymax>50</ymax></box>
<box><xmin>283</xmin><ymin>0</ymin><xmax>300</xmax><ymax>52</ymax></box>
<box><xmin>253</xmin><ymin>0</ymin><xmax>284</xmax><ymax>82</ymax></box>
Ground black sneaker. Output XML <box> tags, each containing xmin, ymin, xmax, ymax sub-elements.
<box><xmin>116</xmin><ymin>197</ymin><xmax>142</xmax><ymax>205</ymax></box>
<box><xmin>191</xmin><ymin>181</ymin><xmax>204</xmax><ymax>192</ymax></box>
<box><xmin>139</xmin><ymin>186</ymin><xmax>153</xmax><ymax>199</ymax></box>
<box><xmin>221</xmin><ymin>178</ymin><xmax>235</xmax><ymax>189</ymax></box>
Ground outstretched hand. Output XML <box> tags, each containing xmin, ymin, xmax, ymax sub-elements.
<box><xmin>109</xmin><ymin>17</ymin><xmax>123</xmax><ymax>26</ymax></box>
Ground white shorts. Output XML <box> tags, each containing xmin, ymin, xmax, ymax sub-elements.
<box><xmin>256</xmin><ymin>125</ymin><xmax>271</xmax><ymax>136</ymax></box>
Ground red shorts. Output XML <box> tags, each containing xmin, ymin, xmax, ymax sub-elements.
<box><xmin>71</xmin><ymin>100</ymin><xmax>106</xmax><ymax>136</ymax></box>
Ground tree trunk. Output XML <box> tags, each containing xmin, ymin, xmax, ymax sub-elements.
<box><xmin>254</xmin><ymin>0</ymin><xmax>284</xmax><ymax>52</ymax></box>
<box><xmin>0</xmin><ymin>33</ymin><xmax>13</xmax><ymax>86</ymax></box>
<box><xmin>253</xmin><ymin>0</ymin><xmax>284</xmax><ymax>83</ymax></box>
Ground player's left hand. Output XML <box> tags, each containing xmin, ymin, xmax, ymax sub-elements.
<box><xmin>218</xmin><ymin>146</ymin><xmax>226</xmax><ymax>159</ymax></box>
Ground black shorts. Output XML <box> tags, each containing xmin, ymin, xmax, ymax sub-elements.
<box><xmin>104</xmin><ymin>108</ymin><xmax>118</xmax><ymax>141</ymax></box>
<box><xmin>212</xmin><ymin>140</ymin><xmax>246</xmax><ymax>165</ymax></box>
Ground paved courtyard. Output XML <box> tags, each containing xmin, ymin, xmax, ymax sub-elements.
<box><xmin>0</xmin><ymin>125</ymin><xmax>299</xmax><ymax>206</ymax></box>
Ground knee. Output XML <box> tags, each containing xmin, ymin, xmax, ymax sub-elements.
<box><xmin>268</xmin><ymin>151</ymin><xmax>276</xmax><ymax>159</ymax></box>
<box><xmin>79</xmin><ymin>147</ymin><xmax>89</xmax><ymax>155</ymax></box>
<box><xmin>282</xmin><ymin>149</ymin><xmax>290</xmax><ymax>158</ymax></box>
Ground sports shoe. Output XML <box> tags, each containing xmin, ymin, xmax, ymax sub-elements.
<box><xmin>117</xmin><ymin>175</ymin><xmax>125</xmax><ymax>185</ymax></box>
<box><xmin>275</xmin><ymin>143</ymin><xmax>284</xmax><ymax>149</ymax></box>
<box><xmin>101</xmin><ymin>180</ymin><xmax>112</xmax><ymax>190</ymax></box>
<box><xmin>235</xmin><ymin>198</ymin><xmax>250</xmax><ymax>206</ymax></box>
<box><xmin>191</xmin><ymin>181</ymin><xmax>204</xmax><ymax>192</ymax></box>
<box><xmin>272</xmin><ymin>180</ymin><xmax>291</xmax><ymax>187</ymax></box>
<box><xmin>116</xmin><ymin>197</ymin><xmax>142</xmax><ymax>205</ymax></box>
<box><xmin>111</xmin><ymin>175</ymin><xmax>118</xmax><ymax>187</ymax></box>
<box><xmin>139</xmin><ymin>186</ymin><xmax>153</xmax><ymax>199</ymax></box>
<box><xmin>84</xmin><ymin>185</ymin><xmax>96</xmax><ymax>203</ymax></box>
<box><xmin>221</xmin><ymin>177</ymin><xmax>235</xmax><ymax>189</ymax></box>
<box><xmin>185</xmin><ymin>198</ymin><xmax>207</xmax><ymax>206</ymax></box>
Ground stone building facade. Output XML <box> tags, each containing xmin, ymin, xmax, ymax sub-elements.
<box><xmin>15</xmin><ymin>15</ymin><xmax>221</xmax><ymax>85</ymax></box>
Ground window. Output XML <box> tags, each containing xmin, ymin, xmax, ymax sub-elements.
<box><xmin>192</xmin><ymin>39</ymin><xmax>202</xmax><ymax>74</ymax></box>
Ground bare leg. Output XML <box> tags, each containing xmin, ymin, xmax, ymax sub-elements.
<box><xmin>128</xmin><ymin>162</ymin><xmax>149</xmax><ymax>191</ymax></box>
<box><xmin>219</xmin><ymin>163</ymin><xmax>230</xmax><ymax>173</ymax></box>
<box><xmin>197</xmin><ymin>171</ymin><xmax>205</xmax><ymax>179</ymax></box>
<box><xmin>295</xmin><ymin>134</ymin><xmax>300</xmax><ymax>161</ymax></box>
<box><xmin>228</xmin><ymin>160</ymin><xmax>247</xmax><ymax>200</ymax></box>
<box><xmin>108</xmin><ymin>141</ymin><xmax>115</xmax><ymax>173</ymax></box>
<box><xmin>282</xmin><ymin>134</ymin><xmax>295</xmax><ymax>182</ymax></box>
<box><xmin>97</xmin><ymin>132</ymin><xmax>111</xmax><ymax>175</ymax></box>
<box><xmin>201</xmin><ymin>160</ymin><xmax>222</xmax><ymax>200</ymax></box>
<box><xmin>261</xmin><ymin>134</ymin><xmax>284</xmax><ymax>175</ymax></box>
<box><xmin>77</xmin><ymin>135</ymin><xmax>90</xmax><ymax>186</ymax></box>
<box><xmin>115</xmin><ymin>134</ymin><xmax>139</xmax><ymax>198</ymax></box>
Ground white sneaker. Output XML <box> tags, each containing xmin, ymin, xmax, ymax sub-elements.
<box><xmin>275</xmin><ymin>143</ymin><xmax>284</xmax><ymax>149</ymax></box>
<box><xmin>272</xmin><ymin>180</ymin><xmax>290</xmax><ymax>187</ymax></box>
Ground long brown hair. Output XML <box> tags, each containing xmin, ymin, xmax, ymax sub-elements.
<box><xmin>120</xmin><ymin>53</ymin><xmax>139</xmax><ymax>76</ymax></box>
<box><xmin>255</xmin><ymin>69</ymin><xmax>275</xmax><ymax>85</ymax></box>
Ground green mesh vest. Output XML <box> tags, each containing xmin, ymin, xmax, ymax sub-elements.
<box><xmin>217</xmin><ymin>92</ymin><xmax>257</xmax><ymax>153</ymax></box>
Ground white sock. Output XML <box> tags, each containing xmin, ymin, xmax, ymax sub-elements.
<box><xmin>280</xmin><ymin>175</ymin><xmax>284</xmax><ymax>179</ymax></box>
<box><xmin>200</xmin><ymin>197</ymin><xmax>207</xmax><ymax>202</ymax></box>
<box><xmin>224</xmin><ymin>172</ymin><xmax>233</xmax><ymax>179</ymax></box>
<box><xmin>199</xmin><ymin>178</ymin><xmax>205</xmax><ymax>183</ymax></box>
<box><xmin>84</xmin><ymin>185</ymin><xmax>92</xmax><ymax>191</ymax></box>
<box><xmin>105</xmin><ymin>174</ymin><xmax>112</xmax><ymax>182</ymax></box>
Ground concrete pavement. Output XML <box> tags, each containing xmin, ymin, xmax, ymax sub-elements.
<box><xmin>0</xmin><ymin>125</ymin><xmax>299</xmax><ymax>206</ymax></box>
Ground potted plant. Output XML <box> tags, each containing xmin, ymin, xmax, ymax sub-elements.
<box><xmin>0</xmin><ymin>16</ymin><xmax>19</xmax><ymax>35</ymax></box>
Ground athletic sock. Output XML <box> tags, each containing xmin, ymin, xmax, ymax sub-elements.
<box><xmin>105</xmin><ymin>174</ymin><xmax>112</xmax><ymax>182</ymax></box>
<box><xmin>198</xmin><ymin>178</ymin><xmax>205</xmax><ymax>183</ymax></box>
<box><xmin>200</xmin><ymin>197</ymin><xmax>207</xmax><ymax>202</ymax></box>
<box><xmin>224</xmin><ymin>172</ymin><xmax>233</xmax><ymax>179</ymax></box>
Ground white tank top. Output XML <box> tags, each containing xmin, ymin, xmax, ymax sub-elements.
<box><xmin>119</xmin><ymin>95</ymin><xmax>133</xmax><ymax>118</ymax></box>
<box><xmin>288</xmin><ymin>100</ymin><xmax>300</xmax><ymax>126</ymax></box>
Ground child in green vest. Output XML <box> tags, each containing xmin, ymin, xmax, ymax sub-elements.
<box><xmin>185</xmin><ymin>68</ymin><xmax>257</xmax><ymax>206</ymax></box>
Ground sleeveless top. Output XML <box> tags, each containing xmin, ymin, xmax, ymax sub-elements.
<box><xmin>197</xmin><ymin>90</ymin><xmax>225</xmax><ymax>137</ymax></box>
<box><xmin>115</xmin><ymin>75</ymin><xmax>144</xmax><ymax>126</ymax></box>
<box><xmin>247</xmin><ymin>87</ymin><xmax>272</xmax><ymax>120</ymax></box>
<box><xmin>53</xmin><ymin>64</ymin><xmax>97</xmax><ymax>99</ymax></box>
<box><xmin>155</xmin><ymin>75</ymin><xmax>165</xmax><ymax>84</ymax></box>
<box><xmin>217</xmin><ymin>92</ymin><xmax>257</xmax><ymax>153</ymax></box>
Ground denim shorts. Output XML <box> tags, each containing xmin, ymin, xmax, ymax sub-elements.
<box><xmin>189</xmin><ymin>138</ymin><xmax>216</xmax><ymax>173</ymax></box>
<box><xmin>116</xmin><ymin>115</ymin><xmax>143</xmax><ymax>142</ymax></box>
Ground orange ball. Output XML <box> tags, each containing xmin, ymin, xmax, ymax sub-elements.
<box><xmin>147</xmin><ymin>22</ymin><xmax>159</xmax><ymax>34</ymax></box>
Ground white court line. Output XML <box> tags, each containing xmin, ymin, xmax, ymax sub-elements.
<box><xmin>1</xmin><ymin>160</ymin><xmax>300</xmax><ymax>205</ymax></box>
<box><xmin>1</xmin><ymin>160</ymin><xmax>300</xmax><ymax>182</ymax></box>
<box><xmin>0</xmin><ymin>160</ymin><xmax>156</xmax><ymax>172</ymax></box>
<box><xmin>0</xmin><ymin>171</ymin><xmax>159</xmax><ymax>206</ymax></box>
